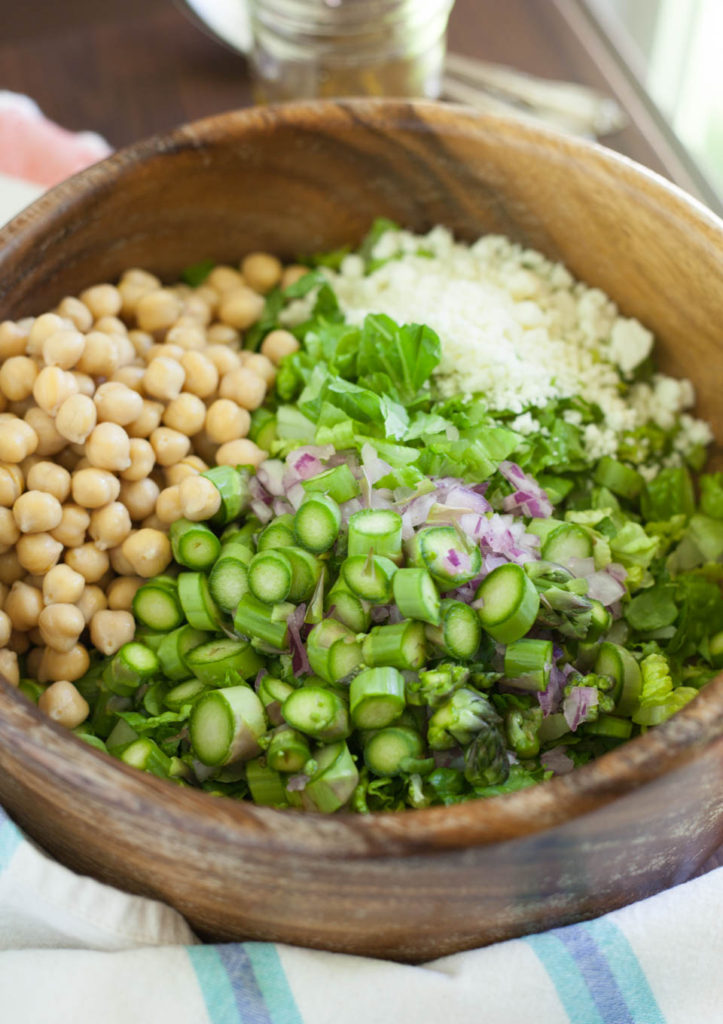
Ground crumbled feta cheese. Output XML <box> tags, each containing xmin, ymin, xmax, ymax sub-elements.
<box><xmin>510</xmin><ymin>412</ymin><xmax>540</xmax><ymax>435</ymax></box>
<box><xmin>283</xmin><ymin>226</ymin><xmax>712</xmax><ymax>464</ymax></box>
<box><xmin>608</xmin><ymin>317</ymin><xmax>654</xmax><ymax>375</ymax></box>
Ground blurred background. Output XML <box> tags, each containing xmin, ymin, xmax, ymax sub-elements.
<box><xmin>0</xmin><ymin>0</ymin><xmax>721</xmax><ymax>213</ymax></box>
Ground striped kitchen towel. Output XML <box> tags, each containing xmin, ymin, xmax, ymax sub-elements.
<box><xmin>0</xmin><ymin>806</ymin><xmax>720</xmax><ymax>1024</ymax></box>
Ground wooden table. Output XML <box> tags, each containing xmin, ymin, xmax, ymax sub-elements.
<box><xmin>1</xmin><ymin>0</ymin><xmax>721</xmax><ymax>872</ymax></box>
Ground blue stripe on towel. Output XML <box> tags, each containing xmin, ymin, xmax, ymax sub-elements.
<box><xmin>245</xmin><ymin>944</ymin><xmax>304</xmax><ymax>1024</ymax></box>
<box><xmin>216</xmin><ymin>944</ymin><xmax>274</xmax><ymax>1024</ymax></box>
<box><xmin>187</xmin><ymin>945</ymin><xmax>240</xmax><ymax>1024</ymax></box>
<box><xmin>554</xmin><ymin>925</ymin><xmax>636</xmax><ymax>1024</ymax></box>
<box><xmin>585</xmin><ymin>918</ymin><xmax>666</xmax><ymax>1024</ymax></box>
<box><xmin>0</xmin><ymin>811</ymin><xmax>21</xmax><ymax>872</ymax></box>
<box><xmin>524</xmin><ymin>931</ymin><xmax>605</xmax><ymax>1024</ymax></box>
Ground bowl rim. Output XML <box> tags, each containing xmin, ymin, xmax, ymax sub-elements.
<box><xmin>1</xmin><ymin>97</ymin><xmax>722</xmax><ymax>858</ymax></box>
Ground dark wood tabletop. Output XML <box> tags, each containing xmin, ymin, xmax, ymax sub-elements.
<box><xmin>1</xmin><ymin>0</ymin><xmax>721</xmax><ymax>873</ymax></box>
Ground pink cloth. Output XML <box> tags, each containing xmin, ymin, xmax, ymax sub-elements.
<box><xmin>0</xmin><ymin>92</ymin><xmax>111</xmax><ymax>188</ymax></box>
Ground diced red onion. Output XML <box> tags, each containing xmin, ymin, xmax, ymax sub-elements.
<box><xmin>586</xmin><ymin>571</ymin><xmax>626</xmax><ymax>606</ymax></box>
<box><xmin>286</xmin><ymin>773</ymin><xmax>309</xmax><ymax>792</ymax></box>
<box><xmin>606</xmin><ymin>562</ymin><xmax>628</xmax><ymax>584</ymax></box>
<box><xmin>537</xmin><ymin>659</ymin><xmax>566</xmax><ymax>716</ymax></box>
<box><xmin>286</xmin><ymin>482</ymin><xmax>306</xmax><ymax>511</ymax></box>
<box><xmin>370</xmin><ymin>604</ymin><xmax>391</xmax><ymax>624</ymax></box>
<box><xmin>250</xmin><ymin>499</ymin><xmax>273</xmax><ymax>524</ymax></box>
<box><xmin>256</xmin><ymin>459</ymin><xmax>287</xmax><ymax>496</ymax></box>
<box><xmin>288</xmin><ymin>604</ymin><xmax>311</xmax><ymax>676</ymax></box>
<box><xmin>499</xmin><ymin>461</ymin><xmax>554</xmax><ymax>518</ymax></box>
<box><xmin>360</xmin><ymin>442</ymin><xmax>393</xmax><ymax>485</ymax></box>
<box><xmin>567</xmin><ymin>556</ymin><xmax>596</xmax><ymax>578</ymax></box>
<box><xmin>563</xmin><ymin>686</ymin><xmax>599</xmax><ymax>731</ymax></box>
<box><xmin>541</xmin><ymin>746</ymin><xmax>575</xmax><ymax>775</ymax></box>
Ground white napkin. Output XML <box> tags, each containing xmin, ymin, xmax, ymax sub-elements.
<box><xmin>0</xmin><ymin>806</ymin><xmax>721</xmax><ymax>1024</ymax></box>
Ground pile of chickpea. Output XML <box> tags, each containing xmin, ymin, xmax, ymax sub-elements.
<box><xmin>0</xmin><ymin>252</ymin><xmax>303</xmax><ymax>730</ymax></box>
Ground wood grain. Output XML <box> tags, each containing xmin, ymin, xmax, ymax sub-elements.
<box><xmin>0</xmin><ymin>100</ymin><xmax>721</xmax><ymax>960</ymax></box>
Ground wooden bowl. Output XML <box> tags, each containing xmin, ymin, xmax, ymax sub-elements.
<box><xmin>0</xmin><ymin>100</ymin><xmax>721</xmax><ymax>963</ymax></box>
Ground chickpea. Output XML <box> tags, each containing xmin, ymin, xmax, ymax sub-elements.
<box><xmin>16</xmin><ymin>532</ymin><xmax>63</xmax><ymax>574</ymax></box>
<box><xmin>38</xmin><ymin>603</ymin><xmax>85</xmax><ymax>653</ymax></box>
<box><xmin>90</xmin><ymin>609</ymin><xmax>135</xmax><ymax>656</ymax></box>
<box><xmin>42</xmin><ymin>328</ymin><xmax>86</xmax><ymax>370</ymax></box>
<box><xmin>118</xmin><ymin>269</ymin><xmax>161</xmax><ymax>318</ymax></box>
<box><xmin>32</xmin><ymin>366</ymin><xmax>78</xmax><ymax>416</ymax></box>
<box><xmin>43</xmin><ymin>564</ymin><xmax>86</xmax><ymax>606</ymax></box>
<box><xmin>86</xmin><ymin>422</ymin><xmax>131</xmax><ymax>472</ymax></box>
<box><xmin>51</xmin><ymin>503</ymin><xmax>90</xmax><ymax>548</ymax></box>
<box><xmin>119</xmin><ymin>477</ymin><xmax>159</xmax><ymax>521</ymax></box>
<box><xmin>206</xmin><ymin>265</ymin><xmax>244</xmax><ymax>294</ymax></box>
<box><xmin>181</xmin><ymin>295</ymin><xmax>212</xmax><ymax>327</ymax></box>
<box><xmin>144</xmin><ymin>343</ymin><xmax>183</xmax><ymax>364</ymax></box>
<box><xmin>135</xmin><ymin>288</ymin><xmax>183</xmax><ymax>333</ymax></box>
<box><xmin>281</xmin><ymin>264</ymin><xmax>310</xmax><ymax>290</ymax></box>
<box><xmin>56</xmin><ymin>393</ymin><xmax>97</xmax><ymax>445</ymax></box>
<box><xmin>25</xmin><ymin>646</ymin><xmax>44</xmax><ymax>680</ymax></box>
<box><xmin>178</xmin><ymin>474</ymin><xmax>222</xmax><ymax>521</ymax></box>
<box><xmin>75</xmin><ymin>584</ymin><xmax>107</xmax><ymax>624</ymax></box>
<box><xmin>39</xmin><ymin>642</ymin><xmax>89</xmax><ymax>683</ymax></box>
<box><xmin>0</xmin><ymin>462</ymin><xmax>23</xmax><ymax>506</ymax></box>
<box><xmin>0</xmin><ymin>355</ymin><xmax>38</xmax><ymax>401</ymax></box>
<box><xmin>75</xmin><ymin>330</ymin><xmax>119</xmax><ymax>378</ymax></box>
<box><xmin>5</xmin><ymin>580</ymin><xmax>43</xmax><ymax>630</ymax></box>
<box><xmin>219</xmin><ymin>367</ymin><xmax>266</xmax><ymax>410</ymax></box>
<box><xmin>190</xmin><ymin>431</ymin><xmax>217</xmax><ymax>467</ymax></box>
<box><xmin>243</xmin><ymin>352</ymin><xmax>276</xmax><ymax>385</ymax></box>
<box><xmin>155</xmin><ymin>485</ymin><xmax>183</xmax><ymax>524</ymax></box>
<box><xmin>0</xmin><ymin>320</ymin><xmax>30</xmax><ymax>359</ymax></box>
<box><xmin>112</xmin><ymin>333</ymin><xmax>137</xmax><ymax>369</ymax></box>
<box><xmin>179</xmin><ymin>350</ymin><xmax>218</xmax><ymax>399</ymax></box>
<box><xmin>0</xmin><ymin>548</ymin><xmax>24</xmax><ymax>585</ymax></box>
<box><xmin>107</xmin><ymin>575</ymin><xmax>143</xmax><ymax>611</ymax></box>
<box><xmin>55</xmin><ymin>296</ymin><xmax>93</xmax><ymax>333</ymax></box>
<box><xmin>94</xmin><ymin>381</ymin><xmax>144</xmax><ymax>426</ymax></box>
<box><xmin>111</xmin><ymin>366</ymin><xmax>145</xmax><ymax>396</ymax></box>
<box><xmin>218</xmin><ymin>286</ymin><xmax>265</xmax><ymax>330</ymax></box>
<box><xmin>24</xmin><ymin>407</ymin><xmax>67</xmax><ymax>457</ymax></box>
<box><xmin>38</xmin><ymin>679</ymin><xmax>89</xmax><ymax>726</ymax></box>
<box><xmin>127</xmin><ymin>399</ymin><xmax>164</xmax><ymax>439</ymax></box>
<box><xmin>143</xmin><ymin>356</ymin><xmax>185</xmax><ymax>402</ymax></box>
<box><xmin>27</xmin><ymin>313</ymin><xmax>67</xmax><ymax>357</ymax></box>
<box><xmin>9</xmin><ymin>629</ymin><xmax>31</xmax><ymax>654</ymax></box>
<box><xmin>204</xmin><ymin>398</ymin><xmax>250</xmax><ymax>444</ymax></box>
<box><xmin>150</xmin><ymin>426</ymin><xmax>190</xmax><ymax>467</ymax></box>
<box><xmin>64</xmin><ymin>542</ymin><xmax>110</xmax><ymax>583</ymax></box>
<box><xmin>121</xmin><ymin>527</ymin><xmax>172</xmax><ymax>577</ymax></box>
<box><xmin>241</xmin><ymin>252</ymin><xmax>282</xmax><ymax>294</ymax></box>
<box><xmin>127</xmin><ymin>329</ymin><xmax>154</xmax><ymax>360</ymax></box>
<box><xmin>261</xmin><ymin>328</ymin><xmax>300</xmax><ymax>365</ymax></box>
<box><xmin>70</xmin><ymin>372</ymin><xmax>96</xmax><ymax>398</ymax></box>
<box><xmin>72</xmin><ymin>468</ymin><xmax>121</xmax><ymax>508</ymax></box>
<box><xmin>166</xmin><ymin>324</ymin><xmax>206</xmax><ymax>351</ymax></box>
<box><xmin>26</xmin><ymin>461</ymin><xmax>71</xmax><ymax>502</ymax></box>
<box><xmin>164</xmin><ymin>461</ymin><xmax>198</xmax><ymax>486</ymax></box>
<box><xmin>79</xmin><ymin>283</ymin><xmax>122</xmax><ymax>320</ymax></box>
<box><xmin>13</xmin><ymin>490</ymin><xmax>63</xmax><ymax>533</ymax></box>
<box><xmin>206</xmin><ymin>324</ymin><xmax>240</xmax><ymax>348</ymax></box>
<box><xmin>0</xmin><ymin>418</ymin><xmax>38</xmax><ymax>462</ymax></box>
<box><xmin>0</xmin><ymin>609</ymin><xmax>10</xmax><ymax>647</ymax></box>
<box><xmin>109</xmin><ymin>544</ymin><xmax>136</xmax><ymax>576</ymax></box>
<box><xmin>0</xmin><ymin>507</ymin><xmax>20</xmax><ymax>547</ymax></box>
<box><xmin>0</xmin><ymin>648</ymin><xmax>19</xmax><ymax>687</ymax></box>
<box><xmin>119</xmin><ymin>438</ymin><xmax>155</xmax><ymax>482</ymax></box>
<box><xmin>89</xmin><ymin>501</ymin><xmax>132</xmax><ymax>550</ymax></box>
<box><xmin>215</xmin><ymin>438</ymin><xmax>266</xmax><ymax>469</ymax></box>
<box><xmin>162</xmin><ymin>392</ymin><xmax>206</xmax><ymax>435</ymax></box>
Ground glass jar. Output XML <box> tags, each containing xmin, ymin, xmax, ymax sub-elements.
<box><xmin>248</xmin><ymin>0</ymin><xmax>455</xmax><ymax>103</ymax></box>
